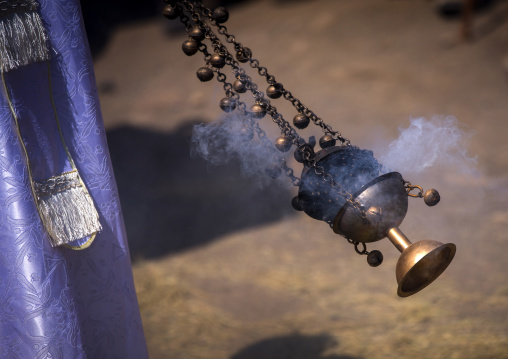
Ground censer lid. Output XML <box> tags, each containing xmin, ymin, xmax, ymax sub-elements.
<box><xmin>298</xmin><ymin>146</ymin><xmax>383</xmax><ymax>223</ymax></box>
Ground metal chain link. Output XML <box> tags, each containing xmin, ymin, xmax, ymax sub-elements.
<box><xmin>191</xmin><ymin>1</ymin><xmax>351</xmax><ymax>144</ymax></box>
<box><xmin>181</xmin><ymin>1</ymin><xmax>300</xmax><ymax>146</ymax></box>
<box><xmin>211</xmin><ymin>62</ymin><xmax>296</xmax><ymax>185</ymax></box>
<box><xmin>171</xmin><ymin>0</ymin><xmax>365</xmax><ymax>210</ymax></box>
<box><xmin>174</xmin><ymin>3</ymin><xmax>192</xmax><ymax>30</ymax></box>
<box><xmin>345</xmin><ymin>237</ymin><xmax>369</xmax><ymax>255</ymax></box>
<box><xmin>403</xmin><ymin>180</ymin><xmax>424</xmax><ymax>198</ymax></box>
<box><xmin>181</xmin><ymin>0</ymin><xmax>303</xmax><ymax>145</ymax></box>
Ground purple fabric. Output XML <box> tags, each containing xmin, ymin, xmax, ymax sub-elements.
<box><xmin>0</xmin><ymin>1</ymin><xmax>148</xmax><ymax>358</ymax></box>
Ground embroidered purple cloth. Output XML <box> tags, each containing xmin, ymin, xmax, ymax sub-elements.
<box><xmin>0</xmin><ymin>1</ymin><xmax>148</xmax><ymax>357</ymax></box>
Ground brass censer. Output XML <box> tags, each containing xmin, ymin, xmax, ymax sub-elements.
<box><xmin>162</xmin><ymin>1</ymin><xmax>456</xmax><ymax>297</ymax></box>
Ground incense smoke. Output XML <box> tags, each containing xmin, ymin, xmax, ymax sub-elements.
<box><xmin>377</xmin><ymin>116</ymin><xmax>476</xmax><ymax>176</ymax></box>
<box><xmin>191</xmin><ymin>114</ymin><xmax>477</xmax><ymax>200</ymax></box>
<box><xmin>191</xmin><ymin>115</ymin><xmax>285</xmax><ymax>185</ymax></box>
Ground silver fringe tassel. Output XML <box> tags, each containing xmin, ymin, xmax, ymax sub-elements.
<box><xmin>34</xmin><ymin>171</ymin><xmax>102</xmax><ymax>247</ymax></box>
<box><xmin>0</xmin><ymin>0</ymin><xmax>49</xmax><ymax>72</ymax></box>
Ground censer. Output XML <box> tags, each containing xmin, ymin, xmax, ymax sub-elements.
<box><xmin>162</xmin><ymin>1</ymin><xmax>456</xmax><ymax>297</ymax></box>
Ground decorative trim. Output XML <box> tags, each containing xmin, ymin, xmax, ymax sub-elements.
<box><xmin>0</xmin><ymin>1</ymin><xmax>50</xmax><ymax>72</ymax></box>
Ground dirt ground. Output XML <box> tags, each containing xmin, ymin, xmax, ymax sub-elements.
<box><xmin>92</xmin><ymin>0</ymin><xmax>508</xmax><ymax>358</ymax></box>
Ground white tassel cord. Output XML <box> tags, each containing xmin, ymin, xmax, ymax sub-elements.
<box><xmin>35</xmin><ymin>172</ymin><xmax>102</xmax><ymax>247</ymax></box>
<box><xmin>0</xmin><ymin>3</ymin><xmax>49</xmax><ymax>72</ymax></box>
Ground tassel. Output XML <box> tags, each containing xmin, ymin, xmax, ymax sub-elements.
<box><xmin>0</xmin><ymin>1</ymin><xmax>49</xmax><ymax>72</ymax></box>
<box><xmin>34</xmin><ymin>171</ymin><xmax>102</xmax><ymax>247</ymax></box>
<box><xmin>0</xmin><ymin>3</ymin><xmax>99</xmax><ymax>248</ymax></box>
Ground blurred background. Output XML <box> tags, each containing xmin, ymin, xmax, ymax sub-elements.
<box><xmin>83</xmin><ymin>0</ymin><xmax>508</xmax><ymax>358</ymax></box>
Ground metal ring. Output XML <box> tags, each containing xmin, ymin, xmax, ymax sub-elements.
<box><xmin>354</xmin><ymin>242</ymin><xmax>367</xmax><ymax>255</ymax></box>
<box><xmin>407</xmin><ymin>185</ymin><xmax>423</xmax><ymax>198</ymax></box>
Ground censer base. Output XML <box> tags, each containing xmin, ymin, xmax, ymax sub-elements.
<box><xmin>395</xmin><ymin>239</ymin><xmax>456</xmax><ymax>297</ymax></box>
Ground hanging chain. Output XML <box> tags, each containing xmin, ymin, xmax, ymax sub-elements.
<box><xmin>166</xmin><ymin>0</ymin><xmax>368</xmax><ymax>218</ymax></box>
<box><xmin>191</xmin><ymin>1</ymin><xmax>350</xmax><ymax>144</ymax></box>
<box><xmin>181</xmin><ymin>0</ymin><xmax>303</xmax><ymax>145</ymax></box>
<box><xmin>163</xmin><ymin>1</ymin><xmax>436</xmax><ymax>262</ymax></box>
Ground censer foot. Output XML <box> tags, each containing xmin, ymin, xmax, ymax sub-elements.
<box><xmin>387</xmin><ymin>227</ymin><xmax>456</xmax><ymax>297</ymax></box>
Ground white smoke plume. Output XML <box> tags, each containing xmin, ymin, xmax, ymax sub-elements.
<box><xmin>377</xmin><ymin>116</ymin><xmax>477</xmax><ymax>176</ymax></box>
<box><xmin>191</xmin><ymin>114</ymin><xmax>477</xmax><ymax>193</ymax></box>
<box><xmin>191</xmin><ymin>114</ymin><xmax>285</xmax><ymax>185</ymax></box>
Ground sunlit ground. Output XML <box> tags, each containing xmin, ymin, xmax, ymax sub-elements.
<box><xmin>93</xmin><ymin>0</ymin><xmax>508</xmax><ymax>358</ymax></box>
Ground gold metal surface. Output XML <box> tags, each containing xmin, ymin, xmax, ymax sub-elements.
<box><xmin>406</xmin><ymin>184</ymin><xmax>423</xmax><ymax>198</ymax></box>
<box><xmin>395</xmin><ymin>240</ymin><xmax>456</xmax><ymax>297</ymax></box>
<box><xmin>333</xmin><ymin>173</ymin><xmax>408</xmax><ymax>243</ymax></box>
<box><xmin>387</xmin><ymin>227</ymin><xmax>412</xmax><ymax>252</ymax></box>
<box><xmin>386</xmin><ymin>227</ymin><xmax>456</xmax><ymax>297</ymax></box>
<box><xmin>63</xmin><ymin>233</ymin><xmax>97</xmax><ymax>250</ymax></box>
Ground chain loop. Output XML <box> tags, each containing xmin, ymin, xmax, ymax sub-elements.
<box><xmin>354</xmin><ymin>241</ymin><xmax>369</xmax><ymax>255</ymax></box>
<box><xmin>403</xmin><ymin>180</ymin><xmax>424</xmax><ymax>198</ymax></box>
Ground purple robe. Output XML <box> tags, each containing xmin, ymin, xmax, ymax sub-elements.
<box><xmin>0</xmin><ymin>1</ymin><xmax>148</xmax><ymax>357</ymax></box>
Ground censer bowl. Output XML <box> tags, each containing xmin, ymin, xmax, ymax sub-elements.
<box><xmin>297</xmin><ymin>145</ymin><xmax>408</xmax><ymax>243</ymax></box>
<box><xmin>333</xmin><ymin>172</ymin><xmax>408</xmax><ymax>243</ymax></box>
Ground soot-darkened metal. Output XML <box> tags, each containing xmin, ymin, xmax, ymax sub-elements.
<box><xmin>295</xmin><ymin>146</ymin><xmax>456</xmax><ymax>297</ymax></box>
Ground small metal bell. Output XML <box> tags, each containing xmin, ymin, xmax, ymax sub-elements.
<box><xmin>275</xmin><ymin>136</ymin><xmax>292</xmax><ymax>152</ymax></box>
<box><xmin>210</xmin><ymin>53</ymin><xmax>226</xmax><ymax>68</ymax></box>
<box><xmin>182</xmin><ymin>39</ymin><xmax>199</xmax><ymax>56</ymax></box>
<box><xmin>233</xmin><ymin>79</ymin><xmax>247</xmax><ymax>93</ymax></box>
<box><xmin>162</xmin><ymin>5</ymin><xmax>179</xmax><ymax>19</ymax></box>
<box><xmin>196</xmin><ymin>67</ymin><xmax>214</xmax><ymax>82</ymax></box>
<box><xmin>367</xmin><ymin>250</ymin><xmax>383</xmax><ymax>267</ymax></box>
<box><xmin>319</xmin><ymin>135</ymin><xmax>336</xmax><ymax>148</ymax></box>
<box><xmin>189</xmin><ymin>26</ymin><xmax>205</xmax><ymax>41</ymax></box>
<box><xmin>294</xmin><ymin>142</ymin><xmax>315</xmax><ymax>163</ymax></box>
<box><xmin>239</xmin><ymin>126</ymin><xmax>254</xmax><ymax>140</ymax></box>
<box><xmin>212</xmin><ymin>6</ymin><xmax>229</xmax><ymax>24</ymax></box>
<box><xmin>266</xmin><ymin>84</ymin><xmax>282</xmax><ymax>99</ymax></box>
<box><xmin>219</xmin><ymin>97</ymin><xmax>236</xmax><ymax>112</ymax></box>
<box><xmin>293</xmin><ymin>113</ymin><xmax>310</xmax><ymax>129</ymax></box>
<box><xmin>250</xmin><ymin>103</ymin><xmax>266</xmax><ymax>119</ymax></box>
<box><xmin>423</xmin><ymin>189</ymin><xmax>440</xmax><ymax>206</ymax></box>
<box><xmin>236</xmin><ymin>47</ymin><xmax>252</xmax><ymax>63</ymax></box>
